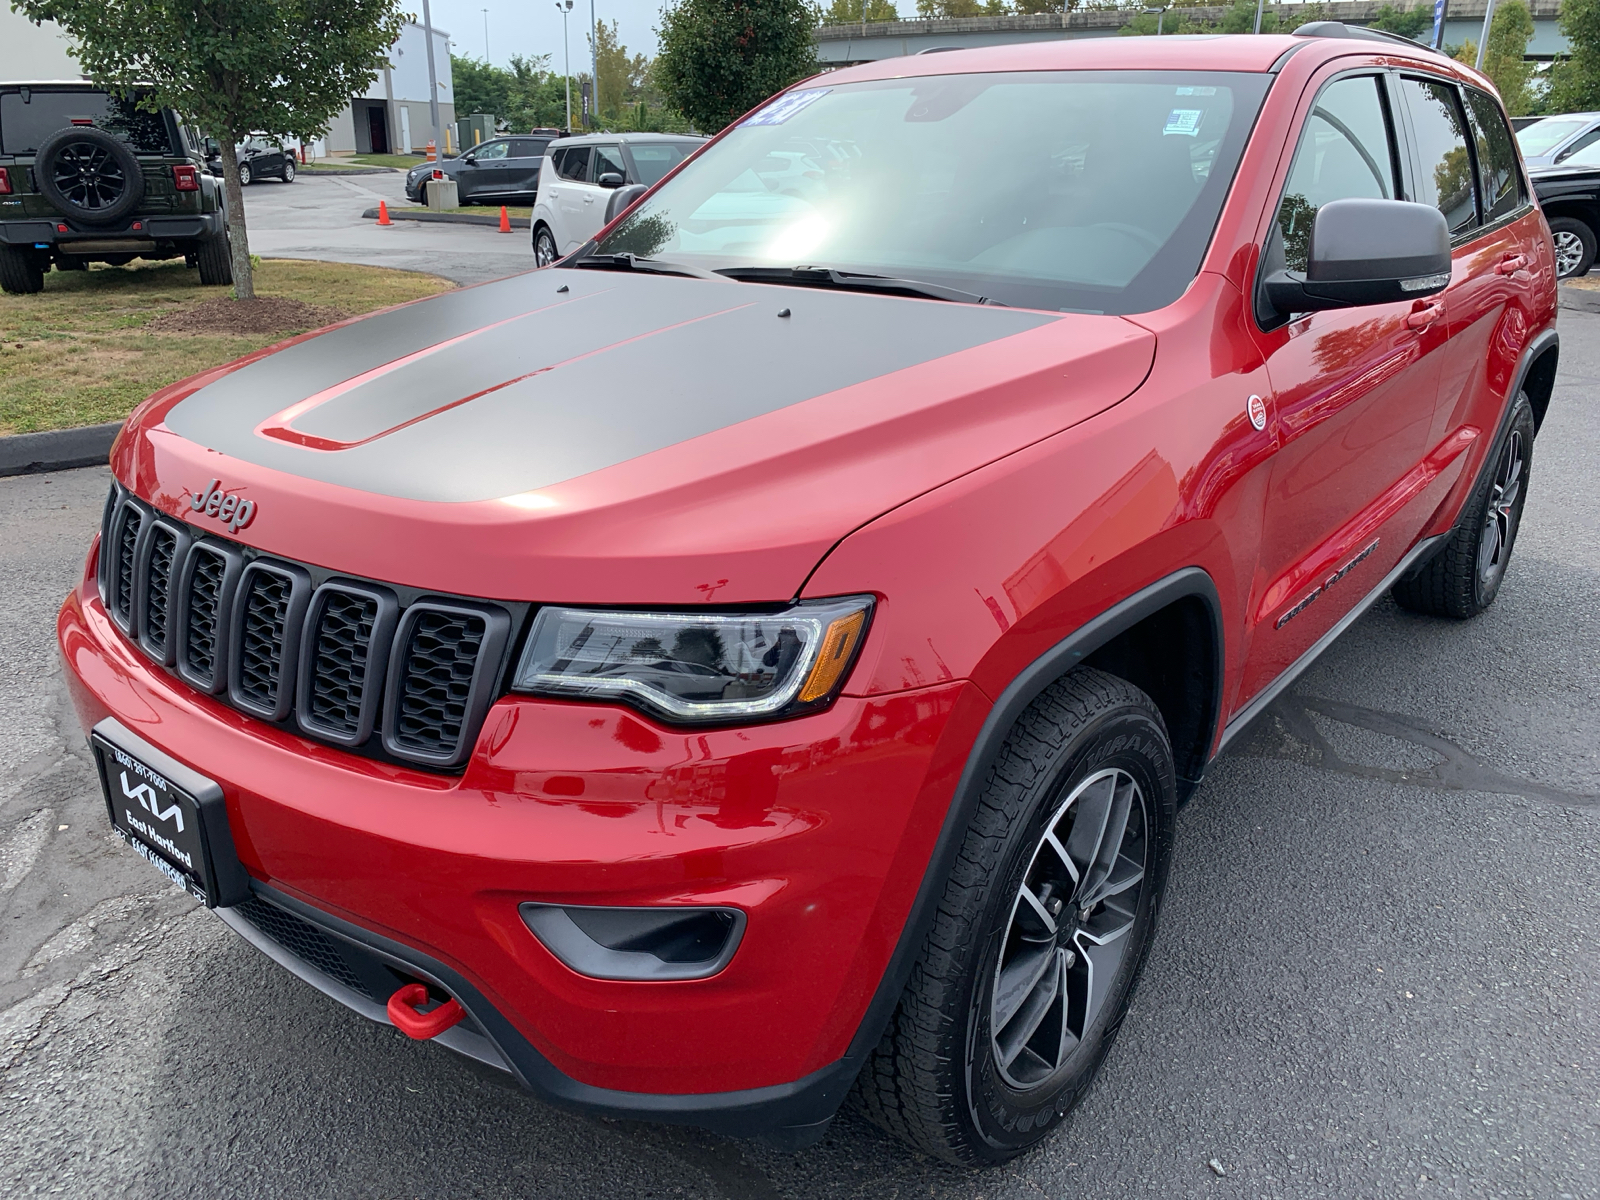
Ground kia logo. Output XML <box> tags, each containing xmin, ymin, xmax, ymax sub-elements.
<box><xmin>190</xmin><ymin>479</ymin><xmax>256</xmax><ymax>533</ymax></box>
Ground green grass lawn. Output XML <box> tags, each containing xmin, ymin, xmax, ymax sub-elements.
<box><xmin>299</xmin><ymin>162</ymin><xmax>394</xmax><ymax>174</ymax></box>
<box><xmin>0</xmin><ymin>259</ymin><xmax>453</xmax><ymax>435</ymax></box>
<box><xmin>348</xmin><ymin>153</ymin><xmax>433</xmax><ymax>169</ymax></box>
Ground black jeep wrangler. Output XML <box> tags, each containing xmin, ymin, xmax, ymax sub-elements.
<box><xmin>0</xmin><ymin>82</ymin><xmax>232</xmax><ymax>294</ymax></box>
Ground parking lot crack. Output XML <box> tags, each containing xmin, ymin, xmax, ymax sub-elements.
<box><xmin>1251</xmin><ymin>694</ymin><xmax>1600</xmax><ymax>807</ymax></box>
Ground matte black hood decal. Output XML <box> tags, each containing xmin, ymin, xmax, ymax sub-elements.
<box><xmin>163</xmin><ymin>270</ymin><xmax>1058</xmax><ymax>503</ymax></box>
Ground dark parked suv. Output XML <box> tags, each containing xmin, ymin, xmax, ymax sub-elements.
<box><xmin>0</xmin><ymin>81</ymin><xmax>232</xmax><ymax>294</ymax></box>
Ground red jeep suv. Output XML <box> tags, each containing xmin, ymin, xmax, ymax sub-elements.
<box><xmin>59</xmin><ymin>29</ymin><xmax>1556</xmax><ymax>1164</ymax></box>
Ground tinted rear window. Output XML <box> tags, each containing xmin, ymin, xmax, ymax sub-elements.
<box><xmin>0</xmin><ymin>89</ymin><xmax>174</xmax><ymax>156</ymax></box>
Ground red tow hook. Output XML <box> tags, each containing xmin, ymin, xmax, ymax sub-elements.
<box><xmin>386</xmin><ymin>983</ymin><xmax>466</xmax><ymax>1040</ymax></box>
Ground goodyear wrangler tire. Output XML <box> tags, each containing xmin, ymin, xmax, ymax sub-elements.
<box><xmin>853</xmin><ymin>668</ymin><xmax>1176</xmax><ymax>1165</ymax></box>
<box><xmin>1393</xmin><ymin>392</ymin><xmax>1534</xmax><ymax>620</ymax></box>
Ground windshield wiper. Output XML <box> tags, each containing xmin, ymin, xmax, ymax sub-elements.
<box><xmin>714</xmin><ymin>265</ymin><xmax>1005</xmax><ymax>306</ymax></box>
<box><xmin>570</xmin><ymin>253</ymin><xmax>724</xmax><ymax>282</ymax></box>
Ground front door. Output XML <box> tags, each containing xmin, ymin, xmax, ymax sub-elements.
<box><xmin>1240</xmin><ymin>71</ymin><xmax>1448</xmax><ymax>708</ymax></box>
<box><xmin>459</xmin><ymin>139</ymin><xmax>510</xmax><ymax>200</ymax></box>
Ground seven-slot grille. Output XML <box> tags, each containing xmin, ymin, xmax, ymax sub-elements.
<box><xmin>98</xmin><ymin>488</ymin><xmax>511</xmax><ymax>769</ymax></box>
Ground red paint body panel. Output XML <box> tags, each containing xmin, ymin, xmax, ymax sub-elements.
<box><xmin>60</xmin><ymin>35</ymin><xmax>1557</xmax><ymax>1108</ymax></box>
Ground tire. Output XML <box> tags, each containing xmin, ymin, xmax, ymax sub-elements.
<box><xmin>1393</xmin><ymin>392</ymin><xmax>1535</xmax><ymax>619</ymax></box>
<box><xmin>282</xmin><ymin>159</ymin><xmax>296</xmax><ymax>183</ymax></box>
<box><xmin>1548</xmin><ymin>216</ymin><xmax>1596</xmax><ymax>280</ymax></box>
<box><xmin>194</xmin><ymin>232</ymin><xmax>233</xmax><ymax>286</ymax></box>
<box><xmin>0</xmin><ymin>245</ymin><xmax>46</xmax><ymax>294</ymax></box>
<box><xmin>852</xmin><ymin>668</ymin><xmax>1177</xmax><ymax>1165</ymax></box>
<box><xmin>238</xmin><ymin>162</ymin><xmax>252</xmax><ymax>186</ymax></box>
<box><xmin>533</xmin><ymin>224</ymin><xmax>559</xmax><ymax>267</ymax></box>
<box><xmin>35</xmin><ymin>126</ymin><xmax>146</xmax><ymax>226</ymax></box>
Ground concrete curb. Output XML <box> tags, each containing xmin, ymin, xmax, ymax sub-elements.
<box><xmin>302</xmin><ymin>166</ymin><xmax>399</xmax><ymax>176</ymax></box>
<box><xmin>362</xmin><ymin>207</ymin><xmax>531</xmax><ymax>230</ymax></box>
<box><xmin>1558</xmin><ymin>283</ymin><xmax>1600</xmax><ymax>314</ymax></box>
<box><xmin>0</xmin><ymin>422</ymin><xmax>121</xmax><ymax>478</ymax></box>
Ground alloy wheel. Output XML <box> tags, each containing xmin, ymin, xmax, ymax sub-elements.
<box><xmin>989</xmin><ymin>767</ymin><xmax>1149</xmax><ymax>1091</ymax></box>
<box><xmin>1553</xmin><ymin>229</ymin><xmax>1586</xmax><ymax>278</ymax></box>
<box><xmin>1477</xmin><ymin>428</ymin><xmax>1524</xmax><ymax>590</ymax></box>
<box><xmin>534</xmin><ymin>229</ymin><xmax>557</xmax><ymax>267</ymax></box>
<box><xmin>239</xmin><ymin>163</ymin><xmax>252</xmax><ymax>186</ymax></box>
<box><xmin>51</xmin><ymin>141</ymin><xmax>127</xmax><ymax>212</ymax></box>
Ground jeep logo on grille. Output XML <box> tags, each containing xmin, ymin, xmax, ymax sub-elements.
<box><xmin>190</xmin><ymin>479</ymin><xmax>256</xmax><ymax>533</ymax></box>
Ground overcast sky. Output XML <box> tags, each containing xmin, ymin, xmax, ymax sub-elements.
<box><xmin>424</xmin><ymin>0</ymin><xmax>666</xmax><ymax>73</ymax></box>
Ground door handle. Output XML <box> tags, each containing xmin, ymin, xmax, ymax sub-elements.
<box><xmin>1496</xmin><ymin>253</ymin><xmax>1529</xmax><ymax>275</ymax></box>
<box><xmin>1405</xmin><ymin>301</ymin><xmax>1444</xmax><ymax>331</ymax></box>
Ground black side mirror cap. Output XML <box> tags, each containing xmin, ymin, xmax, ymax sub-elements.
<box><xmin>597</xmin><ymin>171</ymin><xmax>625</xmax><ymax>189</ymax></box>
<box><xmin>604</xmin><ymin>182</ymin><xmax>649</xmax><ymax>224</ymax></box>
<box><xmin>1265</xmin><ymin>197</ymin><xmax>1451</xmax><ymax>316</ymax></box>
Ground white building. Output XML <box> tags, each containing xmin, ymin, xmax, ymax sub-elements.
<box><xmin>323</xmin><ymin>20</ymin><xmax>456</xmax><ymax>157</ymax></box>
<box><xmin>0</xmin><ymin>10</ymin><xmax>454</xmax><ymax>157</ymax></box>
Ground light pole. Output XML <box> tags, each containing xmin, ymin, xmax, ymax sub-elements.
<box><xmin>1253</xmin><ymin>0</ymin><xmax>1265</xmax><ymax>34</ymax></box>
<box><xmin>590</xmin><ymin>0</ymin><xmax>598</xmax><ymax>127</ymax></box>
<box><xmin>420</xmin><ymin>0</ymin><xmax>442</xmax><ymax>160</ymax></box>
<box><xmin>482</xmin><ymin>8</ymin><xmax>490</xmax><ymax>59</ymax></box>
<box><xmin>1141</xmin><ymin>4</ymin><xmax>1165</xmax><ymax>34</ymax></box>
<box><xmin>1475</xmin><ymin>0</ymin><xmax>1498</xmax><ymax>70</ymax></box>
<box><xmin>557</xmin><ymin>0</ymin><xmax>573</xmax><ymax>132</ymax></box>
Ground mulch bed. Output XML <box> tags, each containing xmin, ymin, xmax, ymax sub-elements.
<box><xmin>144</xmin><ymin>297</ymin><xmax>350</xmax><ymax>336</ymax></box>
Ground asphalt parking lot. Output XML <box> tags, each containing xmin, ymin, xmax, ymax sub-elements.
<box><xmin>243</xmin><ymin>170</ymin><xmax>534</xmax><ymax>285</ymax></box>
<box><xmin>0</xmin><ymin>309</ymin><xmax>1595</xmax><ymax>1199</ymax></box>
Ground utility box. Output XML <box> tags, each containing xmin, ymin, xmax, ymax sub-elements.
<box><xmin>425</xmin><ymin>177</ymin><xmax>459</xmax><ymax>210</ymax></box>
<box><xmin>455</xmin><ymin>113</ymin><xmax>495</xmax><ymax>153</ymax></box>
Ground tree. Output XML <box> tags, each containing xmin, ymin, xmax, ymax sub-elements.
<box><xmin>1368</xmin><ymin>3</ymin><xmax>1432</xmax><ymax>40</ymax></box>
<box><xmin>822</xmin><ymin>0</ymin><xmax>898</xmax><ymax>22</ymax></box>
<box><xmin>655</xmin><ymin>0</ymin><xmax>820</xmax><ymax>134</ymax></box>
<box><xmin>1449</xmin><ymin>1</ymin><xmax>1534</xmax><ymax>114</ymax></box>
<box><xmin>1551</xmin><ymin>0</ymin><xmax>1600</xmax><ymax>112</ymax></box>
<box><xmin>16</xmin><ymin>0</ymin><xmax>405</xmax><ymax>299</ymax></box>
<box><xmin>594</xmin><ymin>19</ymin><xmax>652</xmax><ymax>120</ymax></box>
<box><xmin>453</xmin><ymin>54</ymin><xmax>514</xmax><ymax>122</ymax></box>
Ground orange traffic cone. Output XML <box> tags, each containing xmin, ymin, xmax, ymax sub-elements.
<box><xmin>498</xmin><ymin>205</ymin><xmax>511</xmax><ymax>234</ymax></box>
<box><xmin>377</xmin><ymin>200</ymin><xmax>392</xmax><ymax>226</ymax></box>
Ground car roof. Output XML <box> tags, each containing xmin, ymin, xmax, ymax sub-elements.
<box><xmin>547</xmin><ymin>132</ymin><xmax>707</xmax><ymax>149</ymax></box>
<box><xmin>821</xmin><ymin>31</ymin><xmax>1462</xmax><ymax>84</ymax></box>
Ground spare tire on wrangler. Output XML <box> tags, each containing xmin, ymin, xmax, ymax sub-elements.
<box><xmin>35</xmin><ymin>126</ymin><xmax>146</xmax><ymax>226</ymax></box>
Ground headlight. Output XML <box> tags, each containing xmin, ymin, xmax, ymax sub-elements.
<box><xmin>511</xmin><ymin>596</ymin><xmax>873</xmax><ymax>724</ymax></box>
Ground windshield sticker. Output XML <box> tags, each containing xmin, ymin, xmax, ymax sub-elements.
<box><xmin>1164</xmin><ymin>109</ymin><xmax>1203</xmax><ymax>137</ymax></box>
<box><xmin>742</xmin><ymin>89</ymin><xmax>831</xmax><ymax>127</ymax></box>
<box><xmin>1174</xmin><ymin>86</ymin><xmax>1218</xmax><ymax>96</ymax></box>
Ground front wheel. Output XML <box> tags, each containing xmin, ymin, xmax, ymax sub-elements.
<box><xmin>282</xmin><ymin>159</ymin><xmax>296</xmax><ymax>183</ymax></box>
<box><xmin>532</xmin><ymin>224</ymin><xmax>559</xmax><ymax>268</ymax></box>
<box><xmin>1549</xmin><ymin>216</ymin><xmax>1595</xmax><ymax>280</ymax></box>
<box><xmin>238</xmin><ymin>162</ymin><xmax>252</xmax><ymax>186</ymax></box>
<box><xmin>1393</xmin><ymin>392</ymin><xmax>1534</xmax><ymax>619</ymax></box>
<box><xmin>853</xmin><ymin>668</ymin><xmax>1176</xmax><ymax>1165</ymax></box>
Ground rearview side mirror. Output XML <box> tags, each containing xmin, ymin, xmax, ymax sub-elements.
<box><xmin>462</xmin><ymin>153</ymin><xmax>477</xmax><ymax>165</ymax></box>
<box><xmin>1263</xmin><ymin>198</ymin><xmax>1451</xmax><ymax>318</ymax></box>
<box><xmin>597</xmin><ymin>171</ymin><xmax>625</xmax><ymax>189</ymax></box>
<box><xmin>604</xmin><ymin>182</ymin><xmax>649</xmax><ymax>224</ymax></box>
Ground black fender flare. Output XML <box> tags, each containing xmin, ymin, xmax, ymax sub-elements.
<box><xmin>839</xmin><ymin>566</ymin><xmax>1224</xmax><ymax>1069</ymax></box>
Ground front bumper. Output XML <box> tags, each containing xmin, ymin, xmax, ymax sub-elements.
<box><xmin>59</xmin><ymin>562</ymin><xmax>985</xmax><ymax>1135</ymax></box>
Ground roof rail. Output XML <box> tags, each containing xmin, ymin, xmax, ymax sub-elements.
<box><xmin>1293</xmin><ymin>20</ymin><xmax>1444</xmax><ymax>54</ymax></box>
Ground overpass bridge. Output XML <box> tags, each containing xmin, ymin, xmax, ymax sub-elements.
<box><xmin>813</xmin><ymin>0</ymin><xmax>1567</xmax><ymax>66</ymax></box>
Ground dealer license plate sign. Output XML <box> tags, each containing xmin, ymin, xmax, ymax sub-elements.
<box><xmin>91</xmin><ymin>718</ymin><xmax>248</xmax><ymax>908</ymax></box>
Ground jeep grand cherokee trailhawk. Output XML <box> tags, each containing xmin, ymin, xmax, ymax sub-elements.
<box><xmin>59</xmin><ymin>30</ymin><xmax>1556</xmax><ymax>1163</ymax></box>
<box><xmin>0</xmin><ymin>81</ymin><xmax>231</xmax><ymax>293</ymax></box>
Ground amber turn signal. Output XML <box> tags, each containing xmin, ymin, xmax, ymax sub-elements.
<box><xmin>798</xmin><ymin>609</ymin><xmax>868</xmax><ymax>703</ymax></box>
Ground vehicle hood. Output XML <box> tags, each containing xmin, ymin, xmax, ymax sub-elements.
<box><xmin>118</xmin><ymin>270</ymin><xmax>1156</xmax><ymax>604</ymax></box>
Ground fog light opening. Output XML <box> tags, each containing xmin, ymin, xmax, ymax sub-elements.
<box><xmin>520</xmin><ymin>903</ymin><xmax>747</xmax><ymax>981</ymax></box>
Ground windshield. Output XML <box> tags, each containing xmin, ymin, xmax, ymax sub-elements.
<box><xmin>1517</xmin><ymin>117</ymin><xmax>1590</xmax><ymax>157</ymax></box>
<box><xmin>591</xmin><ymin>71</ymin><xmax>1269</xmax><ymax>313</ymax></box>
<box><xmin>0</xmin><ymin>88</ymin><xmax>174</xmax><ymax>156</ymax></box>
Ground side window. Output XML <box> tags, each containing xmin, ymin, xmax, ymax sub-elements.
<box><xmin>1399</xmin><ymin>77</ymin><xmax>1477</xmax><ymax>236</ymax></box>
<box><xmin>1555</xmin><ymin>127</ymin><xmax>1600</xmax><ymax>163</ymax></box>
<box><xmin>1464</xmin><ymin>87</ymin><xmax>1524</xmax><ymax>222</ymax></box>
<box><xmin>1274</xmin><ymin>76</ymin><xmax>1398</xmax><ymax>273</ymax></box>
<box><xmin>555</xmin><ymin>146</ymin><xmax>590</xmax><ymax>181</ymax></box>
<box><xmin>472</xmin><ymin>140</ymin><xmax>509</xmax><ymax>161</ymax></box>
<box><xmin>593</xmin><ymin>144</ymin><xmax>627</xmax><ymax>182</ymax></box>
